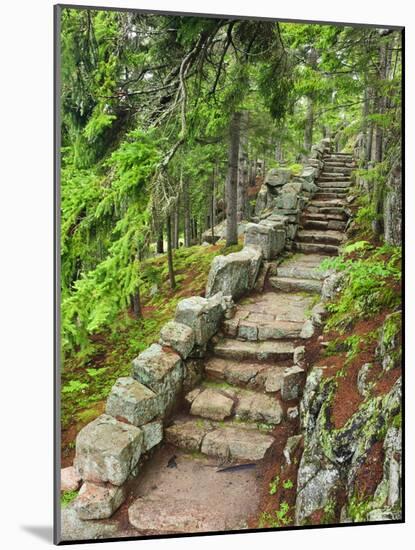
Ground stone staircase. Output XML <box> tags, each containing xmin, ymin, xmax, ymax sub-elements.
<box><xmin>163</xmin><ymin>289</ymin><xmax>309</xmax><ymax>466</ymax></box>
<box><xmin>295</xmin><ymin>151</ymin><xmax>354</xmax><ymax>255</ymax></box>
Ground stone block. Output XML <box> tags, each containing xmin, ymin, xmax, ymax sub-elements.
<box><xmin>106</xmin><ymin>377</ymin><xmax>162</xmax><ymax>426</ymax></box>
<box><xmin>281</xmin><ymin>366</ymin><xmax>306</xmax><ymax>401</ymax></box>
<box><xmin>175</xmin><ymin>294</ymin><xmax>224</xmax><ymax>347</ymax></box>
<box><xmin>74</xmin><ymin>482</ymin><xmax>126</xmax><ymax>520</ymax></box>
<box><xmin>141</xmin><ymin>421</ymin><xmax>163</xmax><ymax>452</ymax></box>
<box><xmin>159</xmin><ymin>320</ymin><xmax>195</xmax><ymax>359</ymax></box>
<box><xmin>75</xmin><ymin>414</ymin><xmax>143</xmax><ymax>486</ymax></box>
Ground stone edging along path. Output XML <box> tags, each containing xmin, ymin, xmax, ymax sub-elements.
<box><xmin>60</xmin><ymin>138</ymin><xmax>355</xmax><ymax>539</ymax></box>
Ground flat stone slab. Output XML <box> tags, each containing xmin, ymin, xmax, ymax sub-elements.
<box><xmin>213</xmin><ymin>338</ymin><xmax>294</xmax><ymax>362</ymax></box>
<box><xmin>74</xmin><ymin>482</ymin><xmax>126</xmax><ymax>520</ymax></box>
<box><xmin>75</xmin><ymin>414</ymin><xmax>143</xmax><ymax>486</ymax></box>
<box><xmin>129</xmin><ymin>497</ymin><xmax>226</xmax><ymax>533</ymax></box>
<box><xmin>236</xmin><ymin>291</ymin><xmax>314</xmax><ymax>322</ymax></box>
<box><xmin>201</xmin><ymin>426</ymin><xmax>274</xmax><ymax>461</ymax></box>
<box><xmin>235</xmin><ymin>390</ymin><xmax>283</xmax><ymax>424</ymax></box>
<box><xmin>204</xmin><ymin>357</ymin><xmax>285</xmax><ymax>391</ymax></box>
<box><xmin>269</xmin><ymin>276</ymin><xmax>322</xmax><ymax>294</ymax></box>
<box><xmin>165</xmin><ymin>420</ymin><xmax>209</xmax><ymax>452</ymax></box>
<box><xmin>190</xmin><ymin>388</ymin><xmax>234</xmax><ymax>421</ymax></box>
<box><xmin>126</xmin><ymin>446</ymin><xmax>260</xmax><ymax>533</ymax></box>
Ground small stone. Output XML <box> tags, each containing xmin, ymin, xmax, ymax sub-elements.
<box><xmin>287</xmin><ymin>406</ymin><xmax>299</xmax><ymax>420</ymax></box>
<box><xmin>61</xmin><ymin>466</ymin><xmax>82</xmax><ymax>492</ymax></box>
<box><xmin>185</xmin><ymin>387</ymin><xmax>202</xmax><ymax>405</ymax></box>
<box><xmin>265</xmin><ymin>368</ymin><xmax>285</xmax><ymax>392</ymax></box>
<box><xmin>293</xmin><ymin>346</ymin><xmax>306</xmax><ymax>365</ymax></box>
<box><xmin>74</xmin><ymin>482</ymin><xmax>126</xmax><ymax>520</ymax></box>
<box><xmin>281</xmin><ymin>366</ymin><xmax>306</xmax><ymax>401</ymax></box>
<box><xmin>283</xmin><ymin>434</ymin><xmax>303</xmax><ymax>464</ymax></box>
<box><xmin>357</xmin><ymin>363</ymin><xmax>375</xmax><ymax>397</ymax></box>
<box><xmin>300</xmin><ymin>319</ymin><xmax>315</xmax><ymax>339</ymax></box>
<box><xmin>74</xmin><ymin>414</ymin><xmax>143</xmax><ymax>486</ymax></box>
<box><xmin>190</xmin><ymin>388</ymin><xmax>234</xmax><ymax>421</ymax></box>
<box><xmin>141</xmin><ymin>421</ymin><xmax>163</xmax><ymax>452</ymax></box>
<box><xmin>159</xmin><ymin>321</ymin><xmax>195</xmax><ymax>359</ymax></box>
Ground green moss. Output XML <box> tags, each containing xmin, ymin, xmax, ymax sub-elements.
<box><xmin>322</xmin><ymin>498</ymin><xmax>337</xmax><ymax>523</ymax></box>
<box><xmin>61</xmin><ymin>490</ymin><xmax>78</xmax><ymax>508</ymax></box>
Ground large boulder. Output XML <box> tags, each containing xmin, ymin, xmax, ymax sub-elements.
<box><xmin>205</xmin><ymin>246</ymin><xmax>262</xmax><ymax>300</ymax></box>
<box><xmin>74</xmin><ymin>414</ymin><xmax>143</xmax><ymax>486</ymax></box>
<box><xmin>245</xmin><ymin>220</ymin><xmax>286</xmax><ymax>260</ymax></box>
<box><xmin>265</xmin><ymin>168</ymin><xmax>291</xmax><ymax>189</ymax></box>
<box><xmin>61</xmin><ymin>466</ymin><xmax>82</xmax><ymax>492</ymax></box>
<box><xmin>175</xmin><ymin>293</ymin><xmax>224</xmax><ymax>349</ymax></box>
<box><xmin>159</xmin><ymin>320</ymin><xmax>195</xmax><ymax>359</ymax></box>
<box><xmin>106</xmin><ymin>377</ymin><xmax>163</xmax><ymax>426</ymax></box>
<box><xmin>132</xmin><ymin>343</ymin><xmax>183</xmax><ymax>398</ymax></box>
<box><xmin>300</xmin><ymin>166</ymin><xmax>318</xmax><ymax>184</ymax></box>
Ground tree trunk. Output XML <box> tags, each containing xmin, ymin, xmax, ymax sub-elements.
<box><xmin>173</xmin><ymin>196</ymin><xmax>180</xmax><ymax>248</ymax></box>
<box><xmin>304</xmin><ymin>95</ymin><xmax>314</xmax><ymax>152</ymax></box>
<box><xmin>226</xmin><ymin>111</ymin><xmax>242</xmax><ymax>246</ymax></box>
<box><xmin>237</xmin><ymin>110</ymin><xmax>249</xmax><ymax>222</ymax></box>
<box><xmin>166</xmin><ymin>215</ymin><xmax>176</xmax><ymax>289</ymax></box>
<box><xmin>183</xmin><ymin>180</ymin><xmax>191</xmax><ymax>247</ymax></box>
<box><xmin>211</xmin><ymin>164</ymin><xmax>216</xmax><ymax>242</ymax></box>
<box><xmin>131</xmin><ymin>288</ymin><xmax>142</xmax><ymax>319</ymax></box>
<box><xmin>156</xmin><ymin>225</ymin><xmax>164</xmax><ymax>254</ymax></box>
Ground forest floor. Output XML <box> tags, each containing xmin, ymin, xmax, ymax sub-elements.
<box><xmin>61</xmin><ymin>240</ymin><xmax>244</xmax><ymax>466</ymax></box>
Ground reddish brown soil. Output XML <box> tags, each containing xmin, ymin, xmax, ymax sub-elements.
<box><xmin>354</xmin><ymin>441</ymin><xmax>385</xmax><ymax>497</ymax></box>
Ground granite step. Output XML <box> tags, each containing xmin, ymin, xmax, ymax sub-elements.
<box><xmin>269</xmin><ymin>275</ymin><xmax>322</xmax><ymax>294</ymax></box>
<box><xmin>294</xmin><ymin>242</ymin><xmax>339</xmax><ymax>256</ymax></box>
<box><xmin>186</xmin><ymin>385</ymin><xmax>284</xmax><ymax>425</ymax></box>
<box><xmin>276</xmin><ymin>264</ymin><xmax>328</xmax><ymax>281</ymax></box>
<box><xmin>322</xmin><ymin>166</ymin><xmax>353</xmax><ymax>174</ymax></box>
<box><xmin>317</xmin><ymin>180</ymin><xmax>351</xmax><ymax>189</ymax></box>
<box><xmin>204</xmin><ymin>356</ymin><xmax>288</xmax><ymax>392</ymax></box>
<box><xmin>303</xmin><ymin>212</ymin><xmax>346</xmax><ymax>222</ymax></box>
<box><xmin>165</xmin><ymin>418</ymin><xmax>275</xmax><ymax>461</ymax></box>
<box><xmin>297</xmin><ymin>229</ymin><xmax>344</xmax><ymax>245</ymax></box>
<box><xmin>302</xmin><ymin>218</ymin><xmax>346</xmax><ymax>231</ymax></box>
<box><xmin>318</xmin><ymin>174</ymin><xmax>352</xmax><ymax>182</ymax></box>
<box><xmin>223</xmin><ymin>315</ymin><xmax>304</xmax><ymax>340</ymax></box>
<box><xmin>306</xmin><ymin>205</ymin><xmax>347</xmax><ymax>218</ymax></box>
<box><xmin>213</xmin><ymin>338</ymin><xmax>295</xmax><ymax>362</ymax></box>
<box><xmin>314</xmin><ymin>192</ymin><xmax>348</xmax><ymax>200</ymax></box>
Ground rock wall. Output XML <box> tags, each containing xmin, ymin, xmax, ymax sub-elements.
<box><xmin>295</xmin><ymin>312</ymin><xmax>402</xmax><ymax>525</ymax></box>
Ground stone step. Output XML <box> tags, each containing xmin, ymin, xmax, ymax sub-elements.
<box><xmin>213</xmin><ymin>338</ymin><xmax>295</xmax><ymax>362</ymax></box>
<box><xmin>297</xmin><ymin>229</ymin><xmax>344</xmax><ymax>245</ymax></box>
<box><xmin>303</xmin><ymin>212</ymin><xmax>345</xmax><ymax>222</ymax></box>
<box><xmin>276</xmin><ymin>265</ymin><xmax>327</xmax><ymax>281</ymax></box>
<box><xmin>318</xmin><ymin>174</ymin><xmax>352</xmax><ymax>182</ymax></box>
<box><xmin>322</xmin><ymin>166</ymin><xmax>353</xmax><ymax>174</ymax></box>
<box><xmin>165</xmin><ymin>418</ymin><xmax>275</xmax><ymax>461</ymax></box>
<box><xmin>315</xmin><ymin>186</ymin><xmax>349</xmax><ymax>194</ymax></box>
<box><xmin>317</xmin><ymin>180</ymin><xmax>351</xmax><ymax>189</ymax></box>
<box><xmin>309</xmin><ymin>199</ymin><xmax>346</xmax><ymax>208</ymax></box>
<box><xmin>294</xmin><ymin>242</ymin><xmax>339</xmax><ymax>256</ymax></box>
<box><xmin>306</xmin><ymin>205</ymin><xmax>347</xmax><ymax>218</ymax></box>
<box><xmin>314</xmin><ymin>193</ymin><xmax>347</xmax><ymax>201</ymax></box>
<box><xmin>186</xmin><ymin>385</ymin><xmax>284</xmax><ymax>424</ymax></box>
<box><xmin>205</xmin><ymin>356</ymin><xmax>288</xmax><ymax>392</ymax></box>
<box><xmin>323</xmin><ymin>160</ymin><xmax>356</xmax><ymax>167</ymax></box>
<box><xmin>129</xmin><ymin>496</ymin><xmax>227</xmax><ymax>533</ymax></box>
<box><xmin>269</xmin><ymin>276</ymin><xmax>322</xmax><ymax>294</ymax></box>
<box><xmin>223</xmin><ymin>316</ymin><xmax>304</xmax><ymax>340</ymax></box>
<box><xmin>302</xmin><ymin>218</ymin><xmax>346</xmax><ymax>231</ymax></box>
<box><xmin>323</xmin><ymin>153</ymin><xmax>353</xmax><ymax>159</ymax></box>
